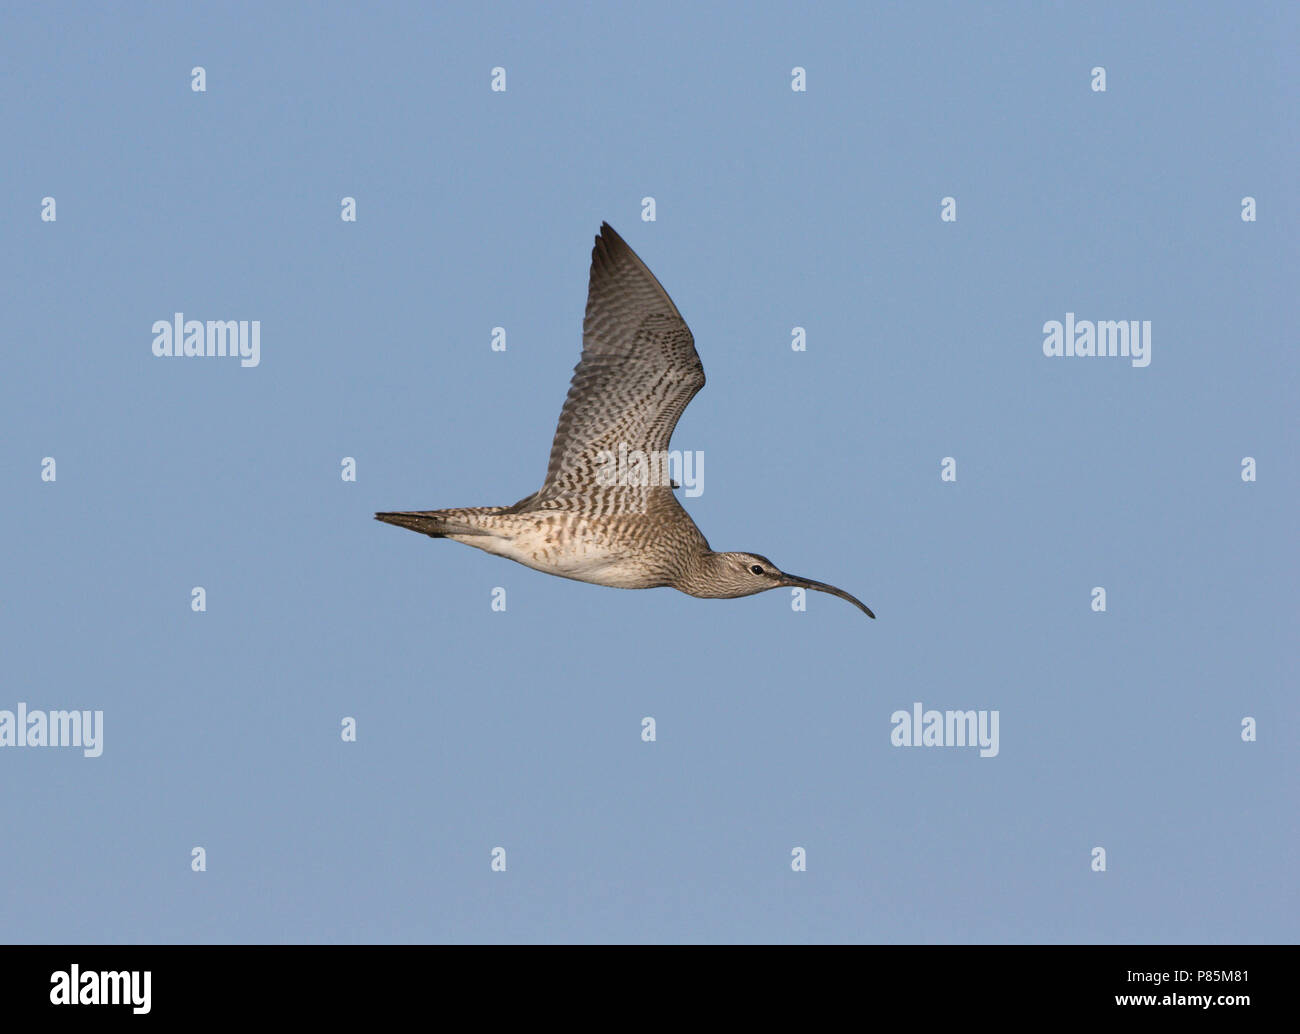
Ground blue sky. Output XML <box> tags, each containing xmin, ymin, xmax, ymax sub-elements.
<box><xmin>0</xmin><ymin>1</ymin><xmax>1295</xmax><ymax>943</ymax></box>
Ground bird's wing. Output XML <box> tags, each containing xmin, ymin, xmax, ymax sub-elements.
<box><xmin>530</xmin><ymin>223</ymin><xmax>705</xmax><ymax>514</ymax></box>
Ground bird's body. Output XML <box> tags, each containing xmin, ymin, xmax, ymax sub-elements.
<box><xmin>377</xmin><ymin>223</ymin><xmax>874</xmax><ymax>619</ymax></box>
<box><xmin>377</xmin><ymin>496</ymin><xmax>702</xmax><ymax>585</ymax></box>
<box><xmin>377</xmin><ymin>492</ymin><xmax>708</xmax><ymax>590</ymax></box>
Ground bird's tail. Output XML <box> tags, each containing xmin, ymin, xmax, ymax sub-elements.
<box><xmin>374</xmin><ymin>506</ymin><xmax>508</xmax><ymax>538</ymax></box>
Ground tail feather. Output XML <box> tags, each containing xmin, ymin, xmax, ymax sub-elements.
<box><xmin>374</xmin><ymin>507</ymin><xmax>505</xmax><ymax>538</ymax></box>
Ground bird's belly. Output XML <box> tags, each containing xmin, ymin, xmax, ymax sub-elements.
<box><xmin>451</xmin><ymin>528</ymin><xmax>664</xmax><ymax>589</ymax></box>
<box><xmin>551</xmin><ymin>557</ymin><xmax>662</xmax><ymax>588</ymax></box>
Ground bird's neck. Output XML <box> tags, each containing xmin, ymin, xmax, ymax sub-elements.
<box><xmin>676</xmin><ymin>549</ymin><xmax>728</xmax><ymax>598</ymax></box>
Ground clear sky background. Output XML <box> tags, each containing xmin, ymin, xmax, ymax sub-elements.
<box><xmin>1</xmin><ymin>2</ymin><xmax>1295</xmax><ymax>943</ymax></box>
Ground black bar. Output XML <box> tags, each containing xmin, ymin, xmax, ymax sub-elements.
<box><xmin>0</xmin><ymin>944</ymin><xmax>1281</xmax><ymax>1020</ymax></box>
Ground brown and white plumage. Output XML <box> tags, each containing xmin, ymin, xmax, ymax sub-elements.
<box><xmin>376</xmin><ymin>223</ymin><xmax>874</xmax><ymax>618</ymax></box>
<box><xmin>535</xmin><ymin>223</ymin><xmax>704</xmax><ymax>516</ymax></box>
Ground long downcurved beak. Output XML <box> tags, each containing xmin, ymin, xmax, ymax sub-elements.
<box><xmin>781</xmin><ymin>574</ymin><xmax>875</xmax><ymax>619</ymax></box>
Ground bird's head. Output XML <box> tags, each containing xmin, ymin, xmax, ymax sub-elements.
<box><xmin>690</xmin><ymin>551</ymin><xmax>875</xmax><ymax>618</ymax></box>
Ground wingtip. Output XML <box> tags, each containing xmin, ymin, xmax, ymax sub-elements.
<box><xmin>592</xmin><ymin>221</ymin><xmax>625</xmax><ymax>270</ymax></box>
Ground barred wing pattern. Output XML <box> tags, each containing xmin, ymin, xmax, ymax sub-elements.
<box><xmin>532</xmin><ymin>223</ymin><xmax>705</xmax><ymax>516</ymax></box>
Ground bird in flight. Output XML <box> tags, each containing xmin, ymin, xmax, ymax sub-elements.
<box><xmin>376</xmin><ymin>223</ymin><xmax>874</xmax><ymax>618</ymax></box>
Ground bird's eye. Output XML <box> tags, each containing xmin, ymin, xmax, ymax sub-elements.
<box><xmin>750</xmin><ymin>565</ymin><xmax>764</xmax><ymax>575</ymax></box>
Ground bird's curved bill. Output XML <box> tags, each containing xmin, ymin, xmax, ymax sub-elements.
<box><xmin>782</xmin><ymin>575</ymin><xmax>875</xmax><ymax>619</ymax></box>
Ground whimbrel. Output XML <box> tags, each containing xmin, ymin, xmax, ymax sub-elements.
<box><xmin>376</xmin><ymin>223</ymin><xmax>874</xmax><ymax>618</ymax></box>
